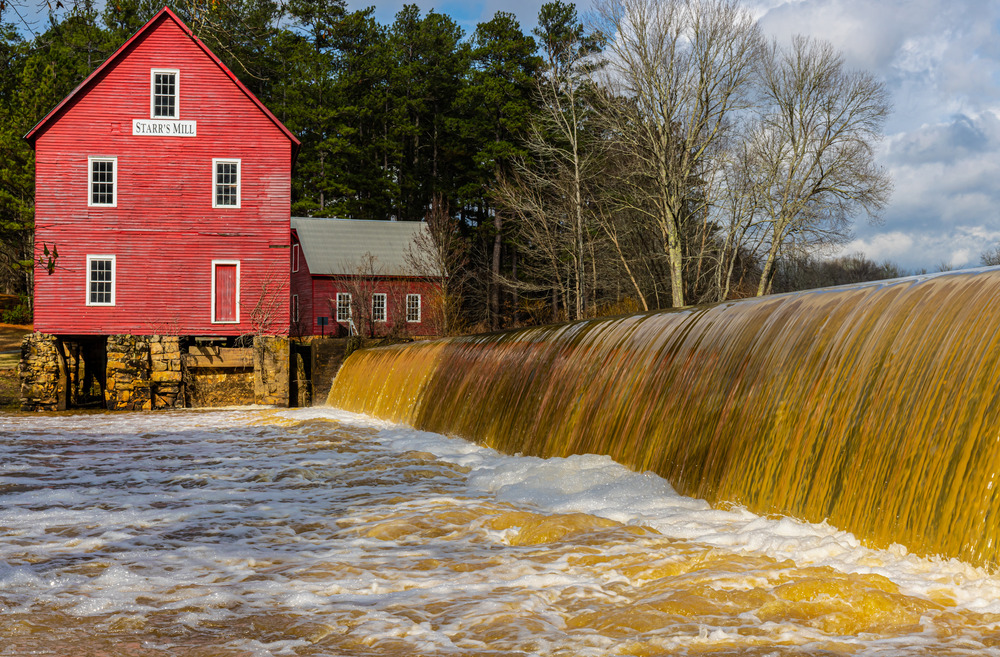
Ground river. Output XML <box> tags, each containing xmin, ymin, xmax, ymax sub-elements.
<box><xmin>2</xmin><ymin>408</ymin><xmax>999</xmax><ymax>656</ymax></box>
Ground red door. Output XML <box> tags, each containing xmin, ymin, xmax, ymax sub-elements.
<box><xmin>214</xmin><ymin>263</ymin><xmax>237</xmax><ymax>322</ymax></box>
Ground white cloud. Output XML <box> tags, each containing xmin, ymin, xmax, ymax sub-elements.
<box><xmin>751</xmin><ymin>0</ymin><xmax>1000</xmax><ymax>271</ymax></box>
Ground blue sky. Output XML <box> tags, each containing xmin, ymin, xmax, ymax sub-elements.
<box><xmin>359</xmin><ymin>0</ymin><xmax>1000</xmax><ymax>272</ymax></box>
<box><xmin>8</xmin><ymin>0</ymin><xmax>1000</xmax><ymax>271</ymax></box>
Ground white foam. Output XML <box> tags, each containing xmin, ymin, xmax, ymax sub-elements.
<box><xmin>3</xmin><ymin>406</ymin><xmax>1000</xmax><ymax>655</ymax></box>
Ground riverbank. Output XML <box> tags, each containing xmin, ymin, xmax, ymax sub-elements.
<box><xmin>0</xmin><ymin>323</ymin><xmax>31</xmax><ymax>410</ymax></box>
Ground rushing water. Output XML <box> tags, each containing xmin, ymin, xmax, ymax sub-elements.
<box><xmin>3</xmin><ymin>409</ymin><xmax>1000</xmax><ymax>656</ymax></box>
<box><xmin>328</xmin><ymin>269</ymin><xmax>1000</xmax><ymax>569</ymax></box>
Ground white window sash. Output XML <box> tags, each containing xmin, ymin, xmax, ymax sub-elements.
<box><xmin>406</xmin><ymin>294</ymin><xmax>421</xmax><ymax>323</ymax></box>
<box><xmin>150</xmin><ymin>69</ymin><xmax>179</xmax><ymax>119</ymax></box>
<box><xmin>373</xmin><ymin>293</ymin><xmax>387</xmax><ymax>322</ymax></box>
<box><xmin>336</xmin><ymin>293</ymin><xmax>351</xmax><ymax>322</ymax></box>
<box><xmin>212</xmin><ymin>158</ymin><xmax>241</xmax><ymax>208</ymax></box>
<box><xmin>292</xmin><ymin>244</ymin><xmax>300</xmax><ymax>273</ymax></box>
<box><xmin>87</xmin><ymin>156</ymin><xmax>117</xmax><ymax>207</ymax></box>
<box><xmin>85</xmin><ymin>254</ymin><xmax>116</xmax><ymax>306</ymax></box>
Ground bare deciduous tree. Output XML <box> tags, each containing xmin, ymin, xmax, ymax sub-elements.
<box><xmin>406</xmin><ymin>194</ymin><xmax>469</xmax><ymax>336</ymax></box>
<box><xmin>333</xmin><ymin>252</ymin><xmax>384</xmax><ymax>338</ymax></box>
<box><xmin>591</xmin><ymin>0</ymin><xmax>763</xmax><ymax>308</ymax></box>
<box><xmin>752</xmin><ymin>36</ymin><xmax>892</xmax><ymax>296</ymax></box>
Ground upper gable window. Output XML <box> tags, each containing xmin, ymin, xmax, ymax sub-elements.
<box><xmin>151</xmin><ymin>69</ymin><xmax>179</xmax><ymax>118</ymax></box>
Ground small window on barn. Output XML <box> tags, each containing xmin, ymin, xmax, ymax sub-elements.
<box><xmin>86</xmin><ymin>255</ymin><xmax>115</xmax><ymax>306</ymax></box>
<box><xmin>292</xmin><ymin>294</ymin><xmax>299</xmax><ymax>322</ymax></box>
<box><xmin>406</xmin><ymin>294</ymin><xmax>421</xmax><ymax>323</ymax></box>
<box><xmin>151</xmin><ymin>69</ymin><xmax>179</xmax><ymax>118</ymax></box>
<box><xmin>292</xmin><ymin>244</ymin><xmax>300</xmax><ymax>273</ymax></box>
<box><xmin>213</xmin><ymin>159</ymin><xmax>241</xmax><ymax>208</ymax></box>
<box><xmin>372</xmin><ymin>293</ymin><xmax>387</xmax><ymax>322</ymax></box>
<box><xmin>336</xmin><ymin>293</ymin><xmax>351</xmax><ymax>322</ymax></box>
<box><xmin>88</xmin><ymin>157</ymin><xmax>116</xmax><ymax>207</ymax></box>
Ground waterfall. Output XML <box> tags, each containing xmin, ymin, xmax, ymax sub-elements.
<box><xmin>328</xmin><ymin>269</ymin><xmax>1000</xmax><ymax>568</ymax></box>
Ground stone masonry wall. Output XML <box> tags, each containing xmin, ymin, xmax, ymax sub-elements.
<box><xmin>106</xmin><ymin>335</ymin><xmax>152</xmax><ymax>411</ymax></box>
<box><xmin>21</xmin><ymin>333</ymin><xmax>293</xmax><ymax>411</ymax></box>
<box><xmin>150</xmin><ymin>336</ymin><xmax>184</xmax><ymax>409</ymax></box>
<box><xmin>19</xmin><ymin>333</ymin><xmax>68</xmax><ymax>411</ymax></box>
<box><xmin>254</xmin><ymin>336</ymin><xmax>290</xmax><ymax>407</ymax></box>
<box><xmin>106</xmin><ymin>335</ymin><xmax>186</xmax><ymax>410</ymax></box>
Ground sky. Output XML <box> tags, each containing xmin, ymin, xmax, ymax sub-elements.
<box><xmin>354</xmin><ymin>0</ymin><xmax>1000</xmax><ymax>273</ymax></box>
<box><xmin>7</xmin><ymin>0</ymin><xmax>1000</xmax><ymax>272</ymax></box>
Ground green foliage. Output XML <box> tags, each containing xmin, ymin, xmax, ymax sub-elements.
<box><xmin>1</xmin><ymin>294</ymin><xmax>31</xmax><ymax>324</ymax></box>
<box><xmin>6</xmin><ymin>1</ymin><xmax>897</xmax><ymax>331</ymax></box>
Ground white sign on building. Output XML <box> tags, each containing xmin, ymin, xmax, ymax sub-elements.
<box><xmin>132</xmin><ymin>119</ymin><xmax>197</xmax><ymax>137</ymax></box>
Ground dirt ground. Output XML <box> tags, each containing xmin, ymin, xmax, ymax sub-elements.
<box><xmin>0</xmin><ymin>323</ymin><xmax>32</xmax><ymax>351</ymax></box>
<box><xmin>0</xmin><ymin>323</ymin><xmax>31</xmax><ymax>410</ymax></box>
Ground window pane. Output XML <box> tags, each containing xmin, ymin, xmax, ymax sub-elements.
<box><xmin>91</xmin><ymin>159</ymin><xmax>114</xmax><ymax>205</ymax></box>
<box><xmin>215</xmin><ymin>161</ymin><xmax>238</xmax><ymax>206</ymax></box>
<box><xmin>406</xmin><ymin>294</ymin><xmax>420</xmax><ymax>322</ymax></box>
<box><xmin>89</xmin><ymin>258</ymin><xmax>113</xmax><ymax>305</ymax></box>
<box><xmin>336</xmin><ymin>294</ymin><xmax>351</xmax><ymax>322</ymax></box>
<box><xmin>153</xmin><ymin>72</ymin><xmax>176</xmax><ymax>118</ymax></box>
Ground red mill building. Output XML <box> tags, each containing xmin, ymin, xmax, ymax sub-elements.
<box><xmin>20</xmin><ymin>7</ymin><xmax>300</xmax><ymax>410</ymax></box>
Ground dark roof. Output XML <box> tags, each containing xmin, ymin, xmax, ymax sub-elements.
<box><xmin>23</xmin><ymin>6</ymin><xmax>300</xmax><ymax>161</ymax></box>
<box><xmin>291</xmin><ymin>217</ymin><xmax>433</xmax><ymax>277</ymax></box>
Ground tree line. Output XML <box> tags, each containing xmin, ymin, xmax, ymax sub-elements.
<box><xmin>1</xmin><ymin>0</ymin><xmax>904</xmax><ymax>330</ymax></box>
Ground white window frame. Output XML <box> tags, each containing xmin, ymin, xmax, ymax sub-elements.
<box><xmin>85</xmin><ymin>255</ymin><xmax>116</xmax><ymax>306</ymax></box>
<box><xmin>336</xmin><ymin>293</ymin><xmax>351</xmax><ymax>322</ymax></box>
<box><xmin>406</xmin><ymin>294</ymin><xmax>421</xmax><ymax>323</ymax></box>
<box><xmin>291</xmin><ymin>243</ymin><xmax>300</xmax><ymax>273</ymax></box>
<box><xmin>211</xmin><ymin>259</ymin><xmax>241</xmax><ymax>324</ymax></box>
<box><xmin>88</xmin><ymin>156</ymin><xmax>117</xmax><ymax>207</ymax></box>
<box><xmin>372</xmin><ymin>293</ymin><xmax>387</xmax><ymax>323</ymax></box>
<box><xmin>291</xmin><ymin>294</ymin><xmax>299</xmax><ymax>322</ymax></box>
<box><xmin>212</xmin><ymin>158</ymin><xmax>241</xmax><ymax>209</ymax></box>
<box><xmin>150</xmin><ymin>68</ymin><xmax>179</xmax><ymax>119</ymax></box>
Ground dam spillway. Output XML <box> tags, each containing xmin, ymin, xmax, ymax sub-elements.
<box><xmin>328</xmin><ymin>268</ymin><xmax>1000</xmax><ymax>568</ymax></box>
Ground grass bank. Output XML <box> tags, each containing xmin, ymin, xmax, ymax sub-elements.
<box><xmin>0</xmin><ymin>323</ymin><xmax>31</xmax><ymax>410</ymax></box>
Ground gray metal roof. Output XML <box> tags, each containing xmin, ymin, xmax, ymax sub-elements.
<box><xmin>291</xmin><ymin>217</ymin><xmax>431</xmax><ymax>277</ymax></box>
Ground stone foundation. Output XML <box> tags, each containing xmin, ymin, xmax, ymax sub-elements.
<box><xmin>150</xmin><ymin>336</ymin><xmax>184</xmax><ymax>409</ymax></box>
<box><xmin>20</xmin><ymin>333</ymin><xmax>297</xmax><ymax>411</ymax></box>
<box><xmin>254</xmin><ymin>336</ymin><xmax>290</xmax><ymax>407</ymax></box>
<box><xmin>106</xmin><ymin>335</ymin><xmax>152</xmax><ymax>410</ymax></box>
<box><xmin>19</xmin><ymin>333</ymin><xmax>68</xmax><ymax>411</ymax></box>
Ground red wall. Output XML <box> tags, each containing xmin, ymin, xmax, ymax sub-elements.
<box><xmin>31</xmin><ymin>14</ymin><xmax>293</xmax><ymax>336</ymax></box>
<box><xmin>289</xmin><ymin>231</ymin><xmax>315</xmax><ymax>336</ymax></box>
<box><xmin>306</xmin><ymin>277</ymin><xmax>442</xmax><ymax>338</ymax></box>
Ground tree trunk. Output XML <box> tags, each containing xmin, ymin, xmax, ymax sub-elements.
<box><xmin>491</xmin><ymin>213</ymin><xmax>503</xmax><ymax>328</ymax></box>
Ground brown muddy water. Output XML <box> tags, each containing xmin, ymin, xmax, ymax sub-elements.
<box><xmin>1</xmin><ymin>409</ymin><xmax>1000</xmax><ymax>656</ymax></box>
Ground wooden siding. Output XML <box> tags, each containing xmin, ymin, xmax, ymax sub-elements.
<box><xmin>32</xmin><ymin>12</ymin><xmax>293</xmax><ymax>336</ymax></box>
<box><xmin>289</xmin><ymin>230</ymin><xmax>315</xmax><ymax>336</ymax></box>
<box><xmin>307</xmin><ymin>277</ymin><xmax>442</xmax><ymax>338</ymax></box>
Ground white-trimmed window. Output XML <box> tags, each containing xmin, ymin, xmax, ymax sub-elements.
<box><xmin>151</xmin><ymin>69</ymin><xmax>178</xmax><ymax>118</ymax></box>
<box><xmin>213</xmin><ymin>159</ymin><xmax>241</xmax><ymax>208</ymax></box>
<box><xmin>86</xmin><ymin>255</ymin><xmax>115</xmax><ymax>306</ymax></box>
<box><xmin>291</xmin><ymin>243</ymin><xmax>300</xmax><ymax>272</ymax></box>
<box><xmin>211</xmin><ymin>260</ymin><xmax>240</xmax><ymax>324</ymax></box>
<box><xmin>372</xmin><ymin>293</ymin><xmax>387</xmax><ymax>323</ymax></box>
<box><xmin>88</xmin><ymin>157</ymin><xmax>116</xmax><ymax>207</ymax></box>
<box><xmin>406</xmin><ymin>294</ymin><xmax>421</xmax><ymax>323</ymax></box>
<box><xmin>336</xmin><ymin>293</ymin><xmax>351</xmax><ymax>322</ymax></box>
<box><xmin>291</xmin><ymin>294</ymin><xmax>299</xmax><ymax>322</ymax></box>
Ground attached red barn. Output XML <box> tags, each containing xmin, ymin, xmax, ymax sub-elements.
<box><xmin>291</xmin><ymin>218</ymin><xmax>443</xmax><ymax>338</ymax></box>
<box><xmin>25</xmin><ymin>6</ymin><xmax>299</xmax><ymax>337</ymax></box>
